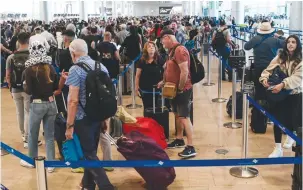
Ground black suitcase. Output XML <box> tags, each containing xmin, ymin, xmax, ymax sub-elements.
<box><xmin>250</xmin><ymin>100</ymin><xmax>268</xmax><ymax>134</ymax></box>
<box><xmin>292</xmin><ymin>127</ymin><xmax>302</xmax><ymax>190</ymax></box>
<box><xmin>144</xmin><ymin>86</ymin><xmax>170</xmax><ymax>139</ymax></box>
<box><xmin>54</xmin><ymin>93</ymin><xmax>67</xmax><ymax>159</ymax></box>
<box><xmin>226</xmin><ymin>92</ymin><xmax>243</xmax><ymax>119</ymax></box>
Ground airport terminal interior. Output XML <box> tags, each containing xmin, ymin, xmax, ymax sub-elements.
<box><xmin>0</xmin><ymin>1</ymin><xmax>302</xmax><ymax>190</ymax></box>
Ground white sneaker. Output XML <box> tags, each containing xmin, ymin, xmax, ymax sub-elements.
<box><xmin>268</xmin><ymin>147</ymin><xmax>283</xmax><ymax>158</ymax></box>
<box><xmin>47</xmin><ymin>167</ymin><xmax>55</xmax><ymax>173</ymax></box>
<box><xmin>283</xmin><ymin>136</ymin><xmax>295</xmax><ymax>149</ymax></box>
<box><xmin>23</xmin><ymin>141</ymin><xmax>28</xmax><ymax>149</ymax></box>
<box><xmin>20</xmin><ymin>160</ymin><xmax>34</xmax><ymax>168</ymax></box>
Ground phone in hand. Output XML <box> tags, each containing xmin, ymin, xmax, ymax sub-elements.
<box><xmin>267</xmin><ymin>86</ymin><xmax>275</xmax><ymax>91</ymax></box>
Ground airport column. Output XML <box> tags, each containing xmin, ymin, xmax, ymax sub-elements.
<box><xmin>208</xmin><ymin>1</ymin><xmax>218</xmax><ymax>18</ymax></box>
<box><xmin>289</xmin><ymin>1</ymin><xmax>303</xmax><ymax>35</ymax></box>
<box><xmin>39</xmin><ymin>1</ymin><xmax>50</xmax><ymax>24</ymax></box>
<box><xmin>231</xmin><ymin>1</ymin><xmax>244</xmax><ymax>24</ymax></box>
<box><xmin>79</xmin><ymin>0</ymin><xmax>88</xmax><ymax>22</ymax></box>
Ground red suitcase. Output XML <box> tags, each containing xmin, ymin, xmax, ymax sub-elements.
<box><xmin>105</xmin><ymin>131</ymin><xmax>176</xmax><ymax>190</ymax></box>
<box><xmin>123</xmin><ymin>117</ymin><xmax>167</xmax><ymax>149</ymax></box>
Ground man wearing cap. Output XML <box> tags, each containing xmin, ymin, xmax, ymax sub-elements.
<box><xmin>244</xmin><ymin>21</ymin><xmax>285</xmax><ymax>101</ymax></box>
<box><xmin>29</xmin><ymin>26</ymin><xmax>50</xmax><ymax>52</ymax></box>
<box><xmin>158</xmin><ymin>29</ymin><xmax>197</xmax><ymax>158</ymax></box>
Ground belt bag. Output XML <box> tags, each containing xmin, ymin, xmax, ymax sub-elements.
<box><xmin>163</xmin><ymin>82</ymin><xmax>177</xmax><ymax>99</ymax></box>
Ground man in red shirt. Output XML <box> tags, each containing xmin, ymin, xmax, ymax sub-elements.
<box><xmin>158</xmin><ymin>29</ymin><xmax>197</xmax><ymax>158</ymax></box>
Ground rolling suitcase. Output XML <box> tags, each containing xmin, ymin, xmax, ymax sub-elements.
<box><xmin>144</xmin><ymin>86</ymin><xmax>169</xmax><ymax>139</ymax></box>
<box><xmin>54</xmin><ymin>93</ymin><xmax>67</xmax><ymax>159</ymax></box>
<box><xmin>106</xmin><ymin>131</ymin><xmax>176</xmax><ymax>190</ymax></box>
<box><xmin>250</xmin><ymin>100</ymin><xmax>268</xmax><ymax>134</ymax></box>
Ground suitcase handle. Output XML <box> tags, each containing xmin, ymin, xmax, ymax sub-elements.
<box><xmin>53</xmin><ymin>92</ymin><xmax>67</xmax><ymax>114</ymax></box>
<box><xmin>104</xmin><ymin>132</ymin><xmax>119</xmax><ymax>148</ymax></box>
<box><xmin>152</xmin><ymin>85</ymin><xmax>165</xmax><ymax>114</ymax></box>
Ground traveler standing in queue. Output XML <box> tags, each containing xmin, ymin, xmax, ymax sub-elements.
<box><xmin>157</xmin><ymin>29</ymin><xmax>197</xmax><ymax>158</ymax></box>
<box><xmin>135</xmin><ymin>41</ymin><xmax>164</xmax><ymax>110</ymax></box>
<box><xmin>64</xmin><ymin>39</ymin><xmax>114</xmax><ymax>190</ymax></box>
<box><xmin>244</xmin><ymin>21</ymin><xmax>285</xmax><ymax>101</ymax></box>
<box><xmin>20</xmin><ymin>41</ymin><xmax>58</xmax><ymax>173</ymax></box>
<box><xmin>6</xmin><ymin>32</ymin><xmax>42</xmax><ymax>149</ymax></box>
<box><xmin>260</xmin><ymin>35</ymin><xmax>302</xmax><ymax>158</ymax></box>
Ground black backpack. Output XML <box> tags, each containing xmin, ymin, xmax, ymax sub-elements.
<box><xmin>76</xmin><ymin>62</ymin><xmax>117</xmax><ymax>122</ymax></box>
<box><xmin>211</xmin><ymin>28</ymin><xmax>228</xmax><ymax>50</ymax></box>
<box><xmin>10</xmin><ymin>51</ymin><xmax>29</xmax><ymax>89</ymax></box>
<box><xmin>171</xmin><ymin>45</ymin><xmax>205</xmax><ymax>84</ymax></box>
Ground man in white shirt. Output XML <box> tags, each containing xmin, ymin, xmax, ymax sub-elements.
<box><xmin>29</xmin><ymin>26</ymin><xmax>50</xmax><ymax>52</ymax></box>
<box><xmin>41</xmin><ymin>25</ymin><xmax>57</xmax><ymax>47</ymax></box>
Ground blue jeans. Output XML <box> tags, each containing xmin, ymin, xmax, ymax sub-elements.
<box><xmin>74</xmin><ymin>117</ymin><xmax>114</xmax><ymax>190</ymax></box>
<box><xmin>28</xmin><ymin>101</ymin><xmax>56</xmax><ymax>161</ymax></box>
<box><xmin>216</xmin><ymin>46</ymin><xmax>231</xmax><ymax>80</ymax></box>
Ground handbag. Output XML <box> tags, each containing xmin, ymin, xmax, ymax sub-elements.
<box><xmin>267</xmin><ymin>66</ymin><xmax>292</xmax><ymax>102</ymax></box>
<box><xmin>62</xmin><ymin>134</ymin><xmax>84</xmax><ymax>166</ymax></box>
<box><xmin>162</xmin><ymin>82</ymin><xmax>177</xmax><ymax>99</ymax></box>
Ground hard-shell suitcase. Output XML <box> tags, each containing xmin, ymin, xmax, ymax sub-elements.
<box><xmin>106</xmin><ymin>131</ymin><xmax>176</xmax><ymax>190</ymax></box>
<box><xmin>54</xmin><ymin>93</ymin><xmax>67</xmax><ymax>159</ymax></box>
<box><xmin>144</xmin><ymin>86</ymin><xmax>169</xmax><ymax>139</ymax></box>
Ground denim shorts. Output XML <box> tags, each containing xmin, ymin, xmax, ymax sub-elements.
<box><xmin>170</xmin><ymin>88</ymin><xmax>193</xmax><ymax>118</ymax></box>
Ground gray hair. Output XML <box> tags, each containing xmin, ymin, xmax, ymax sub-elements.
<box><xmin>66</xmin><ymin>23</ymin><xmax>76</xmax><ymax>33</ymax></box>
<box><xmin>120</xmin><ymin>24</ymin><xmax>127</xmax><ymax>30</ymax></box>
<box><xmin>69</xmin><ymin>39</ymin><xmax>88</xmax><ymax>54</ymax></box>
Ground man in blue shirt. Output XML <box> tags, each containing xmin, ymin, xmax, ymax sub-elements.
<box><xmin>64</xmin><ymin>39</ymin><xmax>115</xmax><ymax>190</ymax></box>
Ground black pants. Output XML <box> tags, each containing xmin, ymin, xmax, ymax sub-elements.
<box><xmin>74</xmin><ymin>117</ymin><xmax>114</xmax><ymax>190</ymax></box>
<box><xmin>270</xmin><ymin>93</ymin><xmax>302</xmax><ymax>143</ymax></box>
<box><xmin>253</xmin><ymin>67</ymin><xmax>267</xmax><ymax>100</ymax></box>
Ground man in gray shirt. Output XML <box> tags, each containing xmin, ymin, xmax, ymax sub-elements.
<box><xmin>116</xmin><ymin>24</ymin><xmax>129</xmax><ymax>45</ymax></box>
<box><xmin>244</xmin><ymin>21</ymin><xmax>285</xmax><ymax>100</ymax></box>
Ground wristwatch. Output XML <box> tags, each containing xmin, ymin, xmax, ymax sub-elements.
<box><xmin>66</xmin><ymin>123</ymin><xmax>75</xmax><ymax>129</ymax></box>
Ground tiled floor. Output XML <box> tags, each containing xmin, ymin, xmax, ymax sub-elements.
<box><xmin>1</xmin><ymin>55</ymin><xmax>295</xmax><ymax>190</ymax></box>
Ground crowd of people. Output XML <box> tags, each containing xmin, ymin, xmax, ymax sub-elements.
<box><xmin>0</xmin><ymin>14</ymin><xmax>302</xmax><ymax>189</ymax></box>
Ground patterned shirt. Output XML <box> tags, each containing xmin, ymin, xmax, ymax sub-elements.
<box><xmin>65</xmin><ymin>55</ymin><xmax>109</xmax><ymax>120</ymax></box>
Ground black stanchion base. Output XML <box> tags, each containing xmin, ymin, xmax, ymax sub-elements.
<box><xmin>126</xmin><ymin>104</ymin><xmax>142</xmax><ymax>109</ymax></box>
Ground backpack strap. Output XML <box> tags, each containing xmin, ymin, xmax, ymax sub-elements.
<box><xmin>76</xmin><ymin>62</ymin><xmax>92</xmax><ymax>73</ymax></box>
<box><xmin>94</xmin><ymin>61</ymin><xmax>101</xmax><ymax>71</ymax></box>
<box><xmin>170</xmin><ymin>44</ymin><xmax>182</xmax><ymax>61</ymax></box>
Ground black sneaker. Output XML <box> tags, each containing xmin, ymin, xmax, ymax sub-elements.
<box><xmin>167</xmin><ymin>139</ymin><xmax>185</xmax><ymax>149</ymax></box>
<box><xmin>178</xmin><ymin>146</ymin><xmax>197</xmax><ymax>158</ymax></box>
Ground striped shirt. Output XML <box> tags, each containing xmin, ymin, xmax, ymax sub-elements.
<box><xmin>65</xmin><ymin>55</ymin><xmax>109</xmax><ymax>120</ymax></box>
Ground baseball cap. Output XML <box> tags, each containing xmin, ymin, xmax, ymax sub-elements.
<box><xmin>160</xmin><ymin>29</ymin><xmax>174</xmax><ymax>38</ymax></box>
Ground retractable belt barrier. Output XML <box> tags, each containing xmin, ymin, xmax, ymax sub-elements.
<box><xmin>1</xmin><ymin>142</ymin><xmax>301</xmax><ymax>168</ymax></box>
<box><xmin>112</xmin><ymin>54</ymin><xmax>142</xmax><ymax>85</ymax></box>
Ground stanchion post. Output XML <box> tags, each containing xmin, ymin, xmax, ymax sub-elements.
<box><xmin>118</xmin><ymin>74</ymin><xmax>123</xmax><ymax>106</ymax></box>
<box><xmin>35</xmin><ymin>156</ymin><xmax>48</xmax><ymax>190</ymax></box>
<box><xmin>224</xmin><ymin>68</ymin><xmax>242</xmax><ymax>129</ymax></box>
<box><xmin>229</xmin><ymin>92</ymin><xmax>258</xmax><ymax>178</ymax></box>
<box><xmin>212</xmin><ymin>56</ymin><xmax>227</xmax><ymax>103</ymax></box>
<box><xmin>126</xmin><ymin>61</ymin><xmax>142</xmax><ymax>109</ymax></box>
<box><xmin>203</xmin><ymin>48</ymin><xmax>215</xmax><ymax>86</ymax></box>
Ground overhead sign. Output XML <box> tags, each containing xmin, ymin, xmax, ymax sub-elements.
<box><xmin>159</xmin><ymin>7</ymin><xmax>173</xmax><ymax>14</ymax></box>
